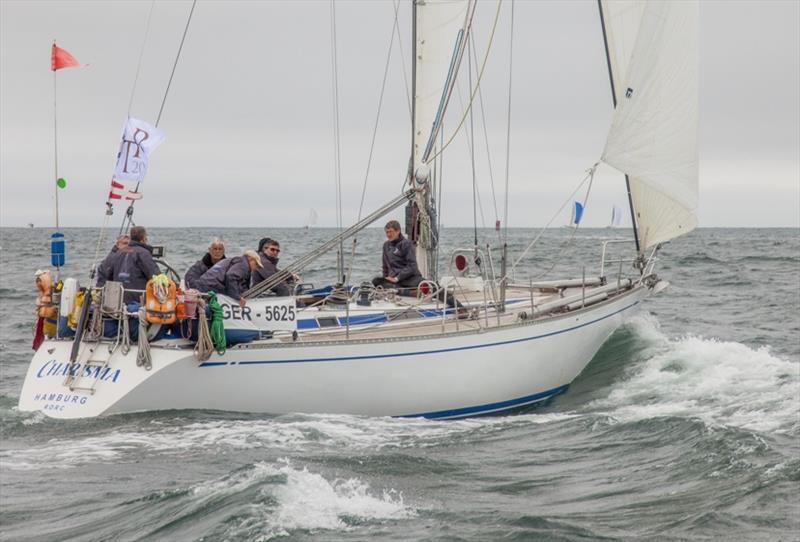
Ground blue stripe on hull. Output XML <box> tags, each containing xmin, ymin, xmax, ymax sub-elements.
<box><xmin>407</xmin><ymin>384</ymin><xmax>569</xmax><ymax>419</ymax></box>
<box><xmin>199</xmin><ymin>300</ymin><xmax>639</xmax><ymax>368</ymax></box>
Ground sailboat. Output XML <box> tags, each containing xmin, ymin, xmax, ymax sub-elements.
<box><xmin>18</xmin><ymin>0</ymin><xmax>698</xmax><ymax>420</ymax></box>
<box><xmin>565</xmin><ymin>201</ymin><xmax>584</xmax><ymax>229</ymax></box>
<box><xmin>303</xmin><ymin>208</ymin><xmax>318</xmax><ymax>230</ymax></box>
<box><xmin>608</xmin><ymin>204</ymin><xmax>622</xmax><ymax>228</ymax></box>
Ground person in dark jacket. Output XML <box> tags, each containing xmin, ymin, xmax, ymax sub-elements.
<box><xmin>251</xmin><ymin>238</ymin><xmax>294</xmax><ymax>296</ymax></box>
<box><xmin>97</xmin><ymin>226</ymin><xmax>160</xmax><ymax>301</ymax></box>
<box><xmin>184</xmin><ymin>238</ymin><xmax>226</xmax><ymax>289</ymax></box>
<box><xmin>96</xmin><ymin>234</ymin><xmax>130</xmax><ymax>287</ymax></box>
<box><xmin>371</xmin><ymin>220</ymin><xmax>423</xmax><ymax>291</ymax></box>
<box><xmin>194</xmin><ymin>249</ymin><xmax>262</xmax><ymax>307</ymax></box>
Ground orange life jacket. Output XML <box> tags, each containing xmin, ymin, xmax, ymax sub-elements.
<box><xmin>145</xmin><ymin>276</ymin><xmax>177</xmax><ymax>325</ymax></box>
<box><xmin>35</xmin><ymin>270</ymin><xmax>58</xmax><ymax>319</ymax></box>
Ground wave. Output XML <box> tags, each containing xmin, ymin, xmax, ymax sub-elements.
<box><xmin>592</xmin><ymin>314</ymin><xmax>799</xmax><ymax>435</ymax></box>
<box><xmin>145</xmin><ymin>460</ymin><xmax>413</xmax><ymax>541</ymax></box>
<box><xmin>0</xmin><ymin>411</ymin><xmax>577</xmax><ymax>471</ymax></box>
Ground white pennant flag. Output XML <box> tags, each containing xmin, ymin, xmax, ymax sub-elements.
<box><xmin>113</xmin><ymin>117</ymin><xmax>166</xmax><ymax>183</ymax></box>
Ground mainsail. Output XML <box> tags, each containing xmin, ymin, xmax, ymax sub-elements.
<box><xmin>411</xmin><ymin>0</ymin><xmax>476</xmax><ymax>277</ymax></box>
<box><xmin>600</xmin><ymin>0</ymin><xmax>698</xmax><ymax>250</ymax></box>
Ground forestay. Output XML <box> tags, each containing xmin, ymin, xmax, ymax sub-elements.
<box><xmin>601</xmin><ymin>0</ymin><xmax>698</xmax><ymax>250</ymax></box>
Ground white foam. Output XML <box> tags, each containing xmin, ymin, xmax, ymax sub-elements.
<box><xmin>202</xmin><ymin>460</ymin><xmax>413</xmax><ymax>541</ymax></box>
<box><xmin>0</xmin><ymin>411</ymin><xmax>577</xmax><ymax>470</ymax></box>
<box><xmin>595</xmin><ymin>314</ymin><xmax>800</xmax><ymax>434</ymax></box>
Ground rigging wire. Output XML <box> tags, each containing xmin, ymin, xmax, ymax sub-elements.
<box><xmin>330</xmin><ymin>0</ymin><xmax>345</xmax><ymax>281</ymax></box>
<box><xmin>344</xmin><ymin>0</ymin><xmax>403</xmax><ymax>284</ymax></box>
<box><xmin>392</xmin><ymin>0</ymin><xmax>413</xmax><ymax>119</ymax></box>
<box><xmin>510</xmin><ymin>163</ymin><xmax>599</xmax><ymax>276</ymax></box>
<box><xmin>455</xmin><ymin>80</ymin><xmax>487</xmax><ymax>231</ymax></box>
<box><xmin>468</xmin><ymin>34</ymin><xmax>478</xmax><ymax>250</ymax></box>
<box><xmin>469</xmin><ymin>32</ymin><xmax>501</xmax><ymax>240</ymax></box>
<box><xmin>425</xmin><ymin>0</ymin><xmax>503</xmax><ymax>165</ymax></box>
<box><xmin>155</xmin><ymin>0</ymin><xmax>196</xmax><ymax>127</ymax></box>
<box><xmin>127</xmin><ymin>0</ymin><xmax>156</xmax><ymax>117</ymax></box>
<box><xmin>502</xmin><ymin>0</ymin><xmax>514</xmax><ymax>246</ymax></box>
<box><xmin>120</xmin><ymin>0</ymin><xmax>197</xmax><ymax>235</ymax></box>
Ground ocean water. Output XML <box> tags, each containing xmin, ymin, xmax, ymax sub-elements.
<box><xmin>0</xmin><ymin>227</ymin><xmax>798</xmax><ymax>541</ymax></box>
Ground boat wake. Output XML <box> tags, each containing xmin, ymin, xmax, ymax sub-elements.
<box><xmin>0</xmin><ymin>411</ymin><xmax>576</xmax><ymax>471</ymax></box>
<box><xmin>592</xmin><ymin>314</ymin><xmax>799</xmax><ymax>435</ymax></box>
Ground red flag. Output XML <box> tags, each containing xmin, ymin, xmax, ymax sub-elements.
<box><xmin>51</xmin><ymin>44</ymin><xmax>81</xmax><ymax>71</ymax></box>
<box><xmin>109</xmin><ymin>179</ymin><xmax>125</xmax><ymax>200</ymax></box>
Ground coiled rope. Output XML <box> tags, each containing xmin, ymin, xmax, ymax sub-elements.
<box><xmin>136</xmin><ymin>308</ymin><xmax>152</xmax><ymax>370</ymax></box>
<box><xmin>206</xmin><ymin>292</ymin><xmax>226</xmax><ymax>355</ymax></box>
<box><xmin>194</xmin><ymin>298</ymin><xmax>213</xmax><ymax>361</ymax></box>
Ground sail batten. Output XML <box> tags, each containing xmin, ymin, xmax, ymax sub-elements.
<box><xmin>600</xmin><ymin>0</ymin><xmax>698</xmax><ymax>250</ymax></box>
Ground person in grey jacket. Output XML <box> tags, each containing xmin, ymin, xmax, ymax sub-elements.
<box><xmin>251</xmin><ymin>238</ymin><xmax>294</xmax><ymax>296</ymax></box>
<box><xmin>97</xmin><ymin>226</ymin><xmax>160</xmax><ymax>302</ymax></box>
<box><xmin>371</xmin><ymin>220</ymin><xmax>423</xmax><ymax>290</ymax></box>
<box><xmin>194</xmin><ymin>249</ymin><xmax>262</xmax><ymax>307</ymax></box>
<box><xmin>184</xmin><ymin>238</ymin><xmax>226</xmax><ymax>289</ymax></box>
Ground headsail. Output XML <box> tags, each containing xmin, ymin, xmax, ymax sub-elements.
<box><xmin>601</xmin><ymin>0</ymin><xmax>698</xmax><ymax>250</ymax></box>
<box><xmin>410</xmin><ymin>0</ymin><xmax>476</xmax><ymax>278</ymax></box>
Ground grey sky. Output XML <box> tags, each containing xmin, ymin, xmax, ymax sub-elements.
<box><xmin>1</xmin><ymin>0</ymin><xmax>798</xmax><ymax>228</ymax></box>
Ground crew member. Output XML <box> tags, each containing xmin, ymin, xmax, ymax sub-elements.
<box><xmin>371</xmin><ymin>220</ymin><xmax>422</xmax><ymax>291</ymax></box>
<box><xmin>251</xmin><ymin>238</ymin><xmax>294</xmax><ymax>296</ymax></box>
<box><xmin>194</xmin><ymin>249</ymin><xmax>262</xmax><ymax>307</ymax></box>
<box><xmin>97</xmin><ymin>226</ymin><xmax>160</xmax><ymax>302</ymax></box>
<box><xmin>184</xmin><ymin>238</ymin><xmax>226</xmax><ymax>289</ymax></box>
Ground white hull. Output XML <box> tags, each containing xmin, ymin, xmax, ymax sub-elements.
<box><xmin>18</xmin><ymin>285</ymin><xmax>649</xmax><ymax>420</ymax></box>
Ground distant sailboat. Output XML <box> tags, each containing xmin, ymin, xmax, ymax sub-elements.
<box><xmin>303</xmin><ymin>208</ymin><xmax>318</xmax><ymax>229</ymax></box>
<box><xmin>565</xmin><ymin>201</ymin><xmax>584</xmax><ymax>228</ymax></box>
<box><xmin>608</xmin><ymin>204</ymin><xmax>622</xmax><ymax>228</ymax></box>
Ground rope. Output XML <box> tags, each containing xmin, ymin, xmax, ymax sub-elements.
<box><xmin>194</xmin><ymin>298</ymin><xmax>213</xmax><ymax>361</ymax></box>
<box><xmin>206</xmin><ymin>292</ymin><xmax>226</xmax><ymax>355</ymax></box>
<box><xmin>510</xmin><ymin>163</ymin><xmax>599</xmax><ymax>277</ymax></box>
<box><xmin>136</xmin><ymin>308</ymin><xmax>152</xmax><ymax>370</ymax></box>
<box><xmin>120</xmin><ymin>309</ymin><xmax>131</xmax><ymax>355</ymax></box>
<box><xmin>85</xmin><ymin>291</ymin><xmax>103</xmax><ymax>341</ymax></box>
<box><xmin>425</xmin><ymin>0</ymin><xmax>503</xmax><ymax>165</ymax></box>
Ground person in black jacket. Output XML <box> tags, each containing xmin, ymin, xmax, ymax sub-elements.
<box><xmin>97</xmin><ymin>226</ymin><xmax>160</xmax><ymax>302</ymax></box>
<box><xmin>371</xmin><ymin>220</ymin><xmax>423</xmax><ymax>291</ymax></box>
<box><xmin>194</xmin><ymin>249</ymin><xmax>262</xmax><ymax>307</ymax></box>
<box><xmin>251</xmin><ymin>238</ymin><xmax>294</xmax><ymax>296</ymax></box>
<box><xmin>184</xmin><ymin>238</ymin><xmax>226</xmax><ymax>289</ymax></box>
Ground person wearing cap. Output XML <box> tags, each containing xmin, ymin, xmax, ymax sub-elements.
<box><xmin>194</xmin><ymin>249</ymin><xmax>262</xmax><ymax>307</ymax></box>
<box><xmin>184</xmin><ymin>237</ymin><xmax>226</xmax><ymax>289</ymax></box>
<box><xmin>251</xmin><ymin>238</ymin><xmax>294</xmax><ymax>297</ymax></box>
<box><xmin>96</xmin><ymin>226</ymin><xmax>160</xmax><ymax>302</ymax></box>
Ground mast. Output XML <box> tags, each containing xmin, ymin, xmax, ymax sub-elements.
<box><xmin>597</xmin><ymin>0</ymin><xmax>640</xmax><ymax>254</ymax></box>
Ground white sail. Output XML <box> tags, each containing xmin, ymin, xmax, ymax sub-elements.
<box><xmin>412</xmin><ymin>0</ymin><xmax>475</xmax><ymax>277</ymax></box>
<box><xmin>610</xmin><ymin>204</ymin><xmax>622</xmax><ymax>227</ymax></box>
<box><xmin>304</xmin><ymin>208</ymin><xmax>318</xmax><ymax>228</ymax></box>
<box><xmin>413</xmin><ymin>0</ymin><xmax>474</xmax><ymax>172</ymax></box>
<box><xmin>601</xmin><ymin>0</ymin><xmax>698</xmax><ymax>250</ymax></box>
